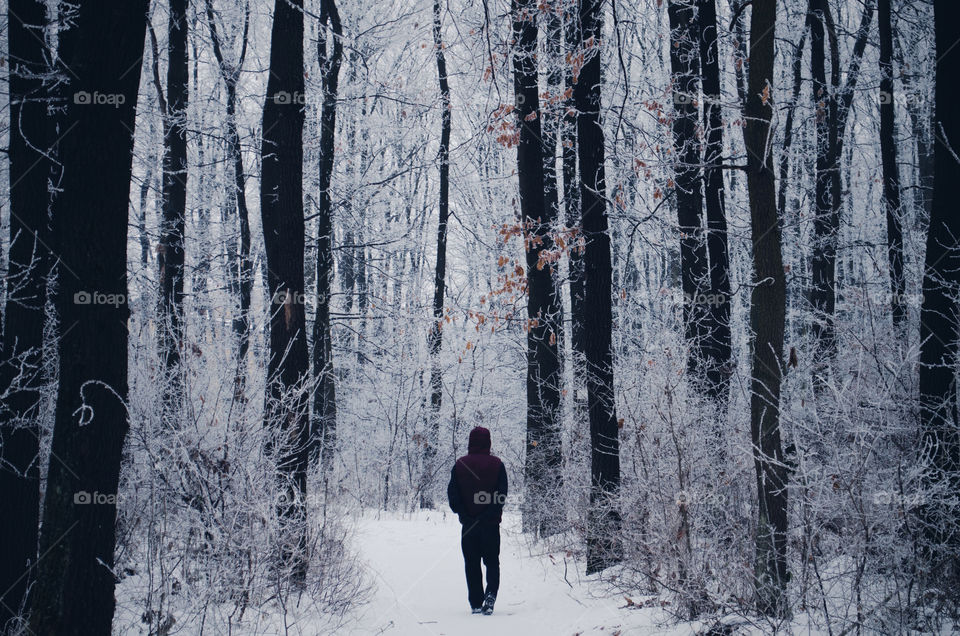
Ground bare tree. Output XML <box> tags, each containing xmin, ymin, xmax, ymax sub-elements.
<box><xmin>151</xmin><ymin>0</ymin><xmax>190</xmax><ymax>399</ymax></box>
<box><xmin>0</xmin><ymin>0</ymin><xmax>50</xmax><ymax>627</ymax></box>
<box><xmin>742</xmin><ymin>0</ymin><xmax>789</xmax><ymax>617</ymax></box>
<box><xmin>512</xmin><ymin>0</ymin><xmax>564</xmax><ymax>536</ymax></box>
<box><xmin>879</xmin><ymin>0</ymin><xmax>906</xmax><ymax>327</ymax></box>
<box><xmin>577</xmin><ymin>0</ymin><xmax>621</xmax><ymax>574</ymax></box>
<box><xmin>918</xmin><ymin>0</ymin><xmax>960</xmax><ymax>587</ymax></box>
<box><xmin>667</xmin><ymin>0</ymin><xmax>709</xmax><ymax>381</ymax></box>
<box><xmin>28</xmin><ymin>0</ymin><xmax>149</xmax><ymax>631</ymax></box>
<box><xmin>421</xmin><ymin>0</ymin><xmax>451</xmax><ymax>508</ymax></box>
<box><xmin>261</xmin><ymin>0</ymin><xmax>310</xmax><ymax>583</ymax></box>
<box><xmin>205</xmin><ymin>0</ymin><xmax>253</xmax><ymax>398</ymax></box>
<box><xmin>697</xmin><ymin>0</ymin><xmax>732</xmax><ymax>407</ymax></box>
<box><xmin>313</xmin><ymin>0</ymin><xmax>342</xmax><ymax>472</ymax></box>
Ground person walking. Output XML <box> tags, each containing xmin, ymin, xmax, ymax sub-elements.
<box><xmin>447</xmin><ymin>426</ymin><xmax>508</xmax><ymax>615</ymax></box>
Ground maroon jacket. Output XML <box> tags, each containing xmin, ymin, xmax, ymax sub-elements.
<box><xmin>447</xmin><ymin>427</ymin><xmax>508</xmax><ymax>524</ymax></box>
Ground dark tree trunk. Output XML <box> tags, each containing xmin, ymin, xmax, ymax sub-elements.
<box><xmin>261</xmin><ymin>0</ymin><xmax>310</xmax><ymax>581</ymax></box>
<box><xmin>809</xmin><ymin>0</ymin><xmax>839</xmax><ymax>365</ymax></box>
<box><xmin>577</xmin><ymin>0</ymin><xmax>621</xmax><ymax>574</ymax></box>
<box><xmin>27</xmin><ymin>1</ymin><xmax>148</xmax><ymax>632</ymax></box>
<box><xmin>0</xmin><ymin>0</ymin><xmax>49</xmax><ymax>627</ymax></box>
<box><xmin>743</xmin><ymin>0</ymin><xmax>789</xmax><ymax>617</ymax></box>
<box><xmin>878</xmin><ymin>0</ymin><xmax>906</xmax><ymax>327</ymax></box>
<box><xmin>206</xmin><ymin>0</ymin><xmax>252</xmax><ymax>400</ymax></box>
<box><xmin>157</xmin><ymin>0</ymin><xmax>189</xmax><ymax>392</ymax></box>
<box><xmin>697</xmin><ymin>0</ymin><xmax>732</xmax><ymax>405</ymax></box>
<box><xmin>138</xmin><ymin>159</ymin><xmax>153</xmax><ymax>268</ymax></box>
<box><xmin>513</xmin><ymin>0</ymin><xmax>564</xmax><ymax>536</ymax></box>
<box><xmin>312</xmin><ymin>0</ymin><xmax>341</xmax><ymax>472</ymax></box>
<box><xmin>667</xmin><ymin>0</ymin><xmax>710</xmax><ymax>380</ymax></box>
<box><xmin>421</xmin><ymin>0</ymin><xmax>450</xmax><ymax>509</ymax></box>
<box><xmin>810</xmin><ymin>0</ymin><xmax>874</xmax><ymax>365</ymax></box>
<box><xmin>918</xmin><ymin>0</ymin><xmax>960</xmax><ymax>572</ymax></box>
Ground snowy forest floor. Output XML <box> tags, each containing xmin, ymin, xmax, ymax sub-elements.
<box><xmin>344</xmin><ymin>510</ymin><xmax>687</xmax><ymax>636</ymax></box>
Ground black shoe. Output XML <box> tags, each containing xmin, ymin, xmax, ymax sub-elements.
<box><xmin>481</xmin><ymin>593</ymin><xmax>496</xmax><ymax>615</ymax></box>
<box><xmin>471</xmin><ymin>607</ymin><xmax>482</xmax><ymax>614</ymax></box>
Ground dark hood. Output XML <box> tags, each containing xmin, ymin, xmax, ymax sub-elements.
<box><xmin>467</xmin><ymin>426</ymin><xmax>491</xmax><ymax>454</ymax></box>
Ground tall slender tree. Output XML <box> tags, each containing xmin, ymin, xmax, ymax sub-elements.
<box><xmin>808</xmin><ymin>0</ymin><xmax>874</xmax><ymax>365</ymax></box>
<box><xmin>28</xmin><ymin>0</ymin><xmax>149</xmax><ymax>631</ymax></box>
<box><xmin>697</xmin><ymin>0</ymin><xmax>732</xmax><ymax>407</ymax></box>
<box><xmin>778</xmin><ymin>6</ymin><xmax>811</xmax><ymax>219</ymax></box>
<box><xmin>878</xmin><ymin>0</ymin><xmax>906</xmax><ymax>327</ymax></box>
<box><xmin>918</xmin><ymin>0</ymin><xmax>960</xmax><ymax>576</ymax></box>
<box><xmin>261</xmin><ymin>0</ymin><xmax>310</xmax><ymax>581</ymax></box>
<box><xmin>421</xmin><ymin>0</ymin><xmax>451</xmax><ymax>508</ymax></box>
<box><xmin>742</xmin><ymin>0</ymin><xmax>789</xmax><ymax>617</ymax></box>
<box><xmin>563</xmin><ymin>0</ymin><xmax>586</xmax><ymax>423</ymax></box>
<box><xmin>155</xmin><ymin>0</ymin><xmax>190</xmax><ymax>396</ymax></box>
<box><xmin>667</xmin><ymin>0</ymin><xmax>709</xmax><ymax>380</ymax></box>
<box><xmin>513</xmin><ymin>0</ymin><xmax>564</xmax><ymax>535</ymax></box>
<box><xmin>206</xmin><ymin>0</ymin><xmax>253</xmax><ymax>398</ymax></box>
<box><xmin>313</xmin><ymin>0</ymin><xmax>342</xmax><ymax>471</ymax></box>
<box><xmin>578</xmin><ymin>0</ymin><xmax>621</xmax><ymax>574</ymax></box>
<box><xmin>0</xmin><ymin>0</ymin><xmax>50</xmax><ymax>627</ymax></box>
<box><xmin>809</xmin><ymin>0</ymin><xmax>838</xmax><ymax>365</ymax></box>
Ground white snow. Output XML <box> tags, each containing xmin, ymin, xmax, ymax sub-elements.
<box><xmin>345</xmin><ymin>510</ymin><xmax>679</xmax><ymax>636</ymax></box>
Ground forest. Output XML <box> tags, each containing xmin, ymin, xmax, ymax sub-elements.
<box><xmin>0</xmin><ymin>0</ymin><xmax>958</xmax><ymax>633</ymax></box>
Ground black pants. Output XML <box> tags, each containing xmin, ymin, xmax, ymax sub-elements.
<box><xmin>460</xmin><ymin>521</ymin><xmax>500</xmax><ymax>609</ymax></box>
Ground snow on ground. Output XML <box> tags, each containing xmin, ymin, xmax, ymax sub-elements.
<box><xmin>345</xmin><ymin>510</ymin><xmax>683</xmax><ymax>636</ymax></box>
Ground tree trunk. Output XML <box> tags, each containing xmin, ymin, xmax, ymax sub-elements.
<box><xmin>667</xmin><ymin>0</ymin><xmax>709</xmax><ymax>381</ymax></box>
<box><xmin>777</xmin><ymin>7</ymin><xmax>810</xmax><ymax>218</ymax></box>
<box><xmin>0</xmin><ymin>0</ymin><xmax>49</xmax><ymax>627</ymax></box>
<box><xmin>918</xmin><ymin>0</ymin><xmax>960</xmax><ymax>574</ymax></box>
<box><xmin>809</xmin><ymin>0</ymin><xmax>838</xmax><ymax>366</ymax></box>
<box><xmin>313</xmin><ymin>0</ymin><xmax>342</xmax><ymax>472</ymax></box>
<box><xmin>513</xmin><ymin>0</ymin><xmax>564</xmax><ymax>536</ymax></box>
<box><xmin>261</xmin><ymin>0</ymin><xmax>310</xmax><ymax>582</ymax></box>
<box><xmin>421</xmin><ymin>0</ymin><xmax>450</xmax><ymax>509</ymax></box>
<box><xmin>878</xmin><ymin>0</ymin><xmax>906</xmax><ymax>327</ymax></box>
<box><xmin>543</xmin><ymin>0</ymin><xmax>566</xmax><ymax>404</ymax></box>
<box><xmin>743</xmin><ymin>0</ymin><xmax>789</xmax><ymax>617</ymax></box>
<box><xmin>158</xmin><ymin>0</ymin><xmax>189</xmax><ymax>396</ymax></box>
<box><xmin>577</xmin><ymin>0</ymin><xmax>621</xmax><ymax>574</ymax></box>
<box><xmin>28</xmin><ymin>1</ymin><xmax>148</xmax><ymax>632</ymax></box>
<box><xmin>697</xmin><ymin>0</ymin><xmax>732</xmax><ymax>407</ymax></box>
<box><xmin>206</xmin><ymin>0</ymin><xmax>252</xmax><ymax>400</ymax></box>
<box><xmin>810</xmin><ymin>0</ymin><xmax>874</xmax><ymax>366</ymax></box>
<box><xmin>563</xmin><ymin>0</ymin><xmax>587</xmax><ymax>437</ymax></box>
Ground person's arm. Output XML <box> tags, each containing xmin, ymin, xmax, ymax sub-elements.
<box><xmin>498</xmin><ymin>462</ymin><xmax>508</xmax><ymax>504</ymax></box>
<box><xmin>494</xmin><ymin>462</ymin><xmax>507</xmax><ymax>515</ymax></box>
<box><xmin>447</xmin><ymin>466</ymin><xmax>462</xmax><ymax>514</ymax></box>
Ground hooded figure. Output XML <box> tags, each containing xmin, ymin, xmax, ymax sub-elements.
<box><xmin>447</xmin><ymin>426</ymin><xmax>508</xmax><ymax>614</ymax></box>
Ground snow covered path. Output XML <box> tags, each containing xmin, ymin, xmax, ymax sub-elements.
<box><xmin>345</xmin><ymin>511</ymin><xmax>676</xmax><ymax>636</ymax></box>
